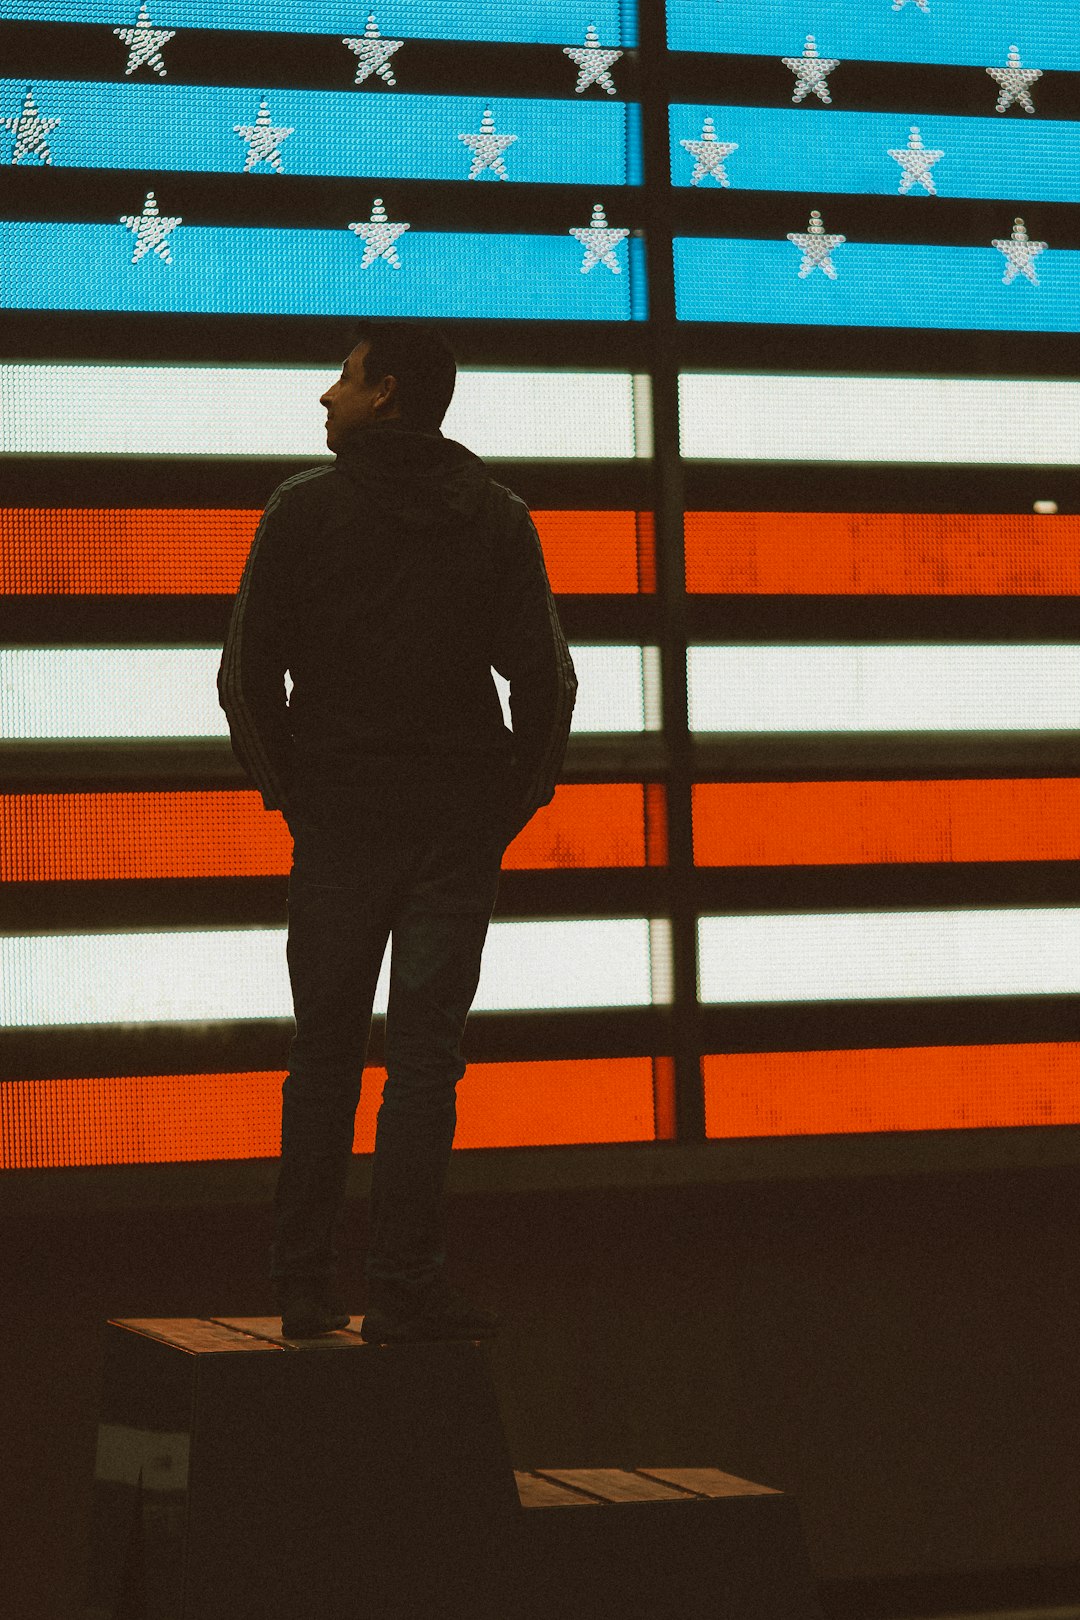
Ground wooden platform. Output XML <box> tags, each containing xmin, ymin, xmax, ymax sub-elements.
<box><xmin>86</xmin><ymin>1317</ymin><xmax>822</xmax><ymax>1620</ymax></box>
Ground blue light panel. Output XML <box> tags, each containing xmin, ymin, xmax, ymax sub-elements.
<box><xmin>0</xmin><ymin>81</ymin><xmax>642</xmax><ymax>184</ymax></box>
<box><xmin>0</xmin><ymin>0</ymin><xmax>638</xmax><ymax>47</ymax></box>
<box><xmin>669</xmin><ymin>104</ymin><xmax>1080</xmax><ymax>205</ymax></box>
<box><xmin>0</xmin><ymin>222</ymin><xmax>648</xmax><ymax>319</ymax></box>
<box><xmin>674</xmin><ymin>239</ymin><xmax>1078</xmax><ymax>332</ymax></box>
<box><xmin>666</xmin><ymin>0</ymin><xmax>1079</xmax><ymax>72</ymax></box>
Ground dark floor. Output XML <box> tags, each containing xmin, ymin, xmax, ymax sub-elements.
<box><xmin>4</xmin><ymin>1167</ymin><xmax>1080</xmax><ymax>1620</ymax></box>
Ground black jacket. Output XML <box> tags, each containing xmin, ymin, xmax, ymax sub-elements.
<box><xmin>217</xmin><ymin>422</ymin><xmax>578</xmax><ymax>840</ymax></box>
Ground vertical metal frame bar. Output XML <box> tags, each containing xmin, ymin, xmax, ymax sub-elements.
<box><xmin>636</xmin><ymin>0</ymin><xmax>705</xmax><ymax>1140</ymax></box>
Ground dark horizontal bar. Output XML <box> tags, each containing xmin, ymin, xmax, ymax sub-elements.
<box><xmin>683</xmin><ymin>462</ymin><xmax>1080</xmax><ymax>513</ymax></box>
<box><xmin>671</xmin><ymin>186</ymin><xmax>1078</xmax><ymax>251</ymax></box>
<box><xmin>0</xmin><ymin>457</ymin><xmax>654</xmax><ymax>510</ymax></box>
<box><xmin>674</xmin><ymin>324</ymin><xmax>1080</xmax><ymax>384</ymax></box>
<box><xmin>0</xmin><ymin>312</ymin><xmax>654</xmax><ymax>371</ymax></box>
<box><xmin>1</xmin><ymin>867</ymin><xmax>672</xmax><ymax>933</ymax></box>
<box><xmin>699</xmin><ymin>993</ymin><xmax>1080</xmax><ymax>1054</ymax></box>
<box><xmin>0</xmin><ymin>20</ymin><xmax>640</xmax><ymax>100</ymax></box>
<box><xmin>685</xmin><ymin>596</ymin><xmax>1080</xmax><ymax>642</ymax></box>
<box><xmin>0</xmin><ymin>1004</ymin><xmax>668</xmax><ymax>1083</ymax></box>
<box><xmin>0</xmin><ymin>733</ymin><xmax>671</xmax><ymax>792</ymax></box>
<box><xmin>5</xmin><ymin>732</ymin><xmax>1080</xmax><ymax>794</ymax></box>
<box><xmin>697</xmin><ymin>860</ymin><xmax>1080</xmax><ymax>913</ymax></box>
<box><xmin>6</xmin><ymin>860</ymin><xmax>1080</xmax><ymax>935</ymax></box>
<box><xmin>0</xmin><ymin>594</ymin><xmax>657</xmax><ymax>647</ymax></box>
<box><xmin>669</xmin><ymin>49</ymin><xmax>1080</xmax><ymax>121</ymax></box>
<box><xmin>0</xmin><ymin>166</ymin><xmax>647</xmax><ymax>234</ymax></box>
<box><xmin>5</xmin><ymin>595</ymin><xmax>1080</xmax><ymax>649</ymax></box>
<box><xmin>691</xmin><ymin>732</ymin><xmax>1080</xmax><ymax>781</ymax></box>
<box><xmin>4</xmin><ymin>1128</ymin><xmax>1080</xmax><ymax>1212</ymax></box>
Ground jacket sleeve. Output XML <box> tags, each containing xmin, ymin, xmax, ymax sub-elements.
<box><xmin>489</xmin><ymin>498</ymin><xmax>579</xmax><ymax>827</ymax></box>
<box><xmin>216</xmin><ymin>484</ymin><xmax>296</xmax><ymax>814</ymax></box>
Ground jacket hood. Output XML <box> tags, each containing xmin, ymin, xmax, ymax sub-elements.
<box><xmin>334</xmin><ymin>423</ymin><xmax>491</xmax><ymax>527</ymax></box>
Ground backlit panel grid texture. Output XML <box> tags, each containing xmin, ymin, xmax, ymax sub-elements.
<box><xmin>693</xmin><ymin>780</ymin><xmax>1080</xmax><ymax>868</ymax></box>
<box><xmin>1</xmin><ymin>784</ymin><xmax>667</xmax><ymax>880</ymax></box>
<box><xmin>0</xmin><ymin>367</ymin><xmax>652</xmax><ymax>459</ymax></box>
<box><xmin>703</xmin><ymin>1045</ymin><xmax>1080</xmax><ymax>1138</ymax></box>
<box><xmin>1</xmin><ymin>919</ymin><xmax>672</xmax><ymax>1026</ymax></box>
<box><xmin>684</xmin><ymin>513</ymin><xmax>1080</xmax><ymax>596</ymax></box>
<box><xmin>687</xmin><ymin>645</ymin><xmax>1080</xmax><ymax>733</ymax></box>
<box><xmin>0</xmin><ymin>508</ymin><xmax>655</xmax><ymax>595</ymax></box>
<box><xmin>0</xmin><ymin>2</ymin><xmax>638</xmax><ymax>46</ymax></box>
<box><xmin>666</xmin><ymin>0</ymin><xmax>1079</xmax><ymax>68</ymax></box>
<box><xmin>0</xmin><ymin>1057</ymin><xmax>659</xmax><ymax>1170</ymax></box>
<box><xmin>0</xmin><ymin>644</ymin><xmax>657</xmax><ymax>738</ymax></box>
<box><xmin>698</xmin><ymin>909</ymin><xmax>1080</xmax><ymax>1005</ymax></box>
<box><xmin>678</xmin><ymin>375</ymin><xmax>1080</xmax><ymax>466</ymax></box>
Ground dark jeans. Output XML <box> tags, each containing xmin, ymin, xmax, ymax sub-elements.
<box><xmin>270</xmin><ymin>803</ymin><xmax>505</xmax><ymax>1311</ymax></box>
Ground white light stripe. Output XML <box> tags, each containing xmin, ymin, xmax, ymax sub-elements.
<box><xmin>0</xmin><ymin>646</ymin><xmax>651</xmax><ymax>740</ymax></box>
<box><xmin>679</xmin><ymin>373</ymin><xmax>1080</xmax><ymax>464</ymax></box>
<box><xmin>0</xmin><ymin>919</ymin><xmax>663</xmax><ymax>1028</ymax></box>
<box><xmin>0</xmin><ymin>365</ymin><xmax>649</xmax><ymax>460</ymax></box>
<box><xmin>698</xmin><ymin>909</ymin><xmax>1080</xmax><ymax>1004</ymax></box>
<box><xmin>688</xmin><ymin>645</ymin><xmax>1080</xmax><ymax>732</ymax></box>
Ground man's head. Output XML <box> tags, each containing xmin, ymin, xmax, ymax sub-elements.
<box><xmin>320</xmin><ymin>321</ymin><xmax>458</xmax><ymax>452</ymax></box>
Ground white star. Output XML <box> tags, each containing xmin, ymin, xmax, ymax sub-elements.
<box><xmin>888</xmin><ymin>125</ymin><xmax>944</xmax><ymax>194</ymax></box>
<box><xmin>680</xmin><ymin>115</ymin><xmax>737</xmax><ymax>187</ymax></box>
<box><xmin>342</xmin><ymin>14</ymin><xmax>404</xmax><ymax>87</ymax></box>
<box><xmin>787</xmin><ymin>209</ymin><xmax>846</xmax><ymax>278</ymax></box>
<box><xmin>234</xmin><ymin>96</ymin><xmax>295</xmax><ymax>174</ymax></box>
<box><xmin>121</xmin><ymin>189</ymin><xmax>182</xmax><ymax>263</ymax></box>
<box><xmin>563</xmin><ymin>23</ymin><xmax>623</xmax><ymax>95</ymax></box>
<box><xmin>893</xmin><ymin>0</ymin><xmax>929</xmax><ymax>11</ymax></box>
<box><xmin>348</xmin><ymin>196</ymin><xmax>410</xmax><ymax>268</ymax></box>
<box><xmin>992</xmin><ymin>217</ymin><xmax>1047</xmax><ymax>285</ymax></box>
<box><xmin>459</xmin><ymin>107</ymin><xmax>516</xmax><ymax>180</ymax></box>
<box><xmin>3</xmin><ymin>86</ymin><xmax>59</xmax><ymax>165</ymax></box>
<box><xmin>569</xmin><ymin>201</ymin><xmax>629</xmax><ymax>273</ymax></box>
<box><xmin>113</xmin><ymin>3</ymin><xmax>175</xmax><ymax>77</ymax></box>
<box><xmin>987</xmin><ymin>45</ymin><xmax>1042</xmax><ymax>114</ymax></box>
<box><xmin>781</xmin><ymin>35</ymin><xmax>840</xmax><ymax>104</ymax></box>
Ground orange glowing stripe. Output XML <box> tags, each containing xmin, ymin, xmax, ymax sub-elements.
<box><xmin>0</xmin><ymin>1057</ymin><xmax>659</xmax><ymax>1168</ymax></box>
<box><xmin>693</xmin><ymin>779</ymin><xmax>1080</xmax><ymax>867</ymax></box>
<box><xmin>703</xmin><ymin>1043</ymin><xmax>1080</xmax><ymax>1138</ymax></box>
<box><xmin>1</xmin><ymin>783</ymin><xmax>663</xmax><ymax>881</ymax></box>
<box><xmin>0</xmin><ymin>508</ymin><xmax>650</xmax><ymax>596</ymax></box>
<box><xmin>684</xmin><ymin>512</ymin><xmax>1080</xmax><ymax>595</ymax></box>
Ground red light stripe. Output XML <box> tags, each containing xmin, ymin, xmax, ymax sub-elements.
<box><xmin>693</xmin><ymin>779</ymin><xmax>1080</xmax><ymax>866</ymax></box>
<box><xmin>0</xmin><ymin>784</ymin><xmax>659</xmax><ymax>881</ymax></box>
<box><xmin>685</xmin><ymin>512</ymin><xmax>1080</xmax><ymax>595</ymax></box>
<box><xmin>0</xmin><ymin>1057</ymin><xmax>658</xmax><ymax>1168</ymax></box>
<box><xmin>0</xmin><ymin>509</ymin><xmax>649</xmax><ymax>596</ymax></box>
<box><xmin>704</xmin><ymin>1043</ymin><xmax>1080</xmax><ymax>1137</ymax></box>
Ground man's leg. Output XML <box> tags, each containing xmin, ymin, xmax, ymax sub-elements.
<box><xmin>365</xmin><ymin>824</ymin><xmax>504</xmax><ymax>1320</ymax></box>
<box><xmin>271</xmin><ymin>821</ymin><xmax>400</xmax><ymax>1291</ymax></box>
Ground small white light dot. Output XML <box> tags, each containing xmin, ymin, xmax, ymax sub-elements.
<box><xmin>1033</xmin><ymin>500</ymin><xmax>1058</xmax><ymax>515</ymax></box>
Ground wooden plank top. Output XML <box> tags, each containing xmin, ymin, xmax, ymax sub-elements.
<box><xmin>515</xmin><ymin>1472</ymin><xmax>600</xmax><ymax>1509</ymax></box>
<box><xmin>110</xmin><ymin>1319</ymin><xmax>283</xmax><ymax>1354</ymax></box>
<box><xmin>212</xmin><ymin>1316</ymin><xmax>368</xmax><ymax>1348</ymax></box>
<box><xmin>534</xmin><ymin>1468</ymin><xmax>697</xmax><ymax>1505</ymax></box>
<box><xmin>635</xmin><ymin>1467</ymin><xmax>781</xmax><ymax>1498</ymax></box>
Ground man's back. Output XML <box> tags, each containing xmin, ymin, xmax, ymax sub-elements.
<box><xmin>218</xmin><ymin>421</ymin><xmax>578</xmax><ymax>842</ymax></box>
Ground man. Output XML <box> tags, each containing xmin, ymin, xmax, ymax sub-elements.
<box><xmin>217</xmin><ymin>321</ymin><xmax>578</xmax><ymax>1341</ymax></box>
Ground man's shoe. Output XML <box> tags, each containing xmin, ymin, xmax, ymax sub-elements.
<box><xmin>276</xmin><ymin>1277</ymin><xmax>351</xmax><ymax>1339</ymax></box>
<box><xmin>359</xmin><ymin>1278</ymin><xmax>500</xmax><ymax>1344</ymax></box>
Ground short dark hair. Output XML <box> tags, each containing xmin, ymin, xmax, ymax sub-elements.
<box><xmin>353</xmin><ymin>320</ymin><xmax>457</xmax><ymax>433</ymax></box>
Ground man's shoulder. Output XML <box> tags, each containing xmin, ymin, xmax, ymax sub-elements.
<box><xmin>264</xmin><ymin>463</ymin><xmax>338</xmax><ymax>513</ymax></box>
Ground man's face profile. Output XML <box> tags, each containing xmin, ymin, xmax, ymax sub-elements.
<box><xmin>320</xmin><ymin>341</ymin><xmax>399</xmax><ymax>453</ymax></box>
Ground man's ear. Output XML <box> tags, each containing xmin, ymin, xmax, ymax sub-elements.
<box><xmin>375</xmin><ymin>374</ymin><xmax>399</xmax><ymax>417</ymax></box>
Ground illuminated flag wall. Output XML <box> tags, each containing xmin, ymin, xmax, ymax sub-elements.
<box><xmin>2</xmin><ymin>0</ymin><xmax>1079</xmax><ymax>1174</ymax></box>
